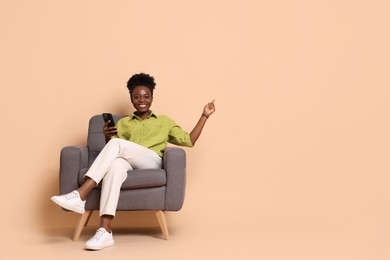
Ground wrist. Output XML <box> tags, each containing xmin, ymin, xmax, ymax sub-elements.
<box><xmin>201</xmin><ymin>113</ymin><xmax>209</xmax><ymax>119</ymax></box>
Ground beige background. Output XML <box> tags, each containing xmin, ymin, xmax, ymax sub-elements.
<box><xmin>1</xmin><ymin>0</ymin><xmax>390</xmax><ymax>259</ymax></box>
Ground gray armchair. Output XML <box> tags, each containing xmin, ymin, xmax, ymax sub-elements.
<box><xmin>58</xmin><ymin>114</ymin><xmax>187</xmax><ymax>241</ymax></box>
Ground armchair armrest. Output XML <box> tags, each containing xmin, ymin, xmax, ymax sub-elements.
<box><xmin>163</xmin><ymin>147</ymin><xmax>186</xmax><ymax>211</ymax></box>
<box><xmin>59</xmin><ymin>145</ymin><xmax>89</xmax><ymax>195</ymax></box>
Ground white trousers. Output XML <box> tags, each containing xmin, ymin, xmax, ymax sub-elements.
<box><xmin>84</xmin><ymin>138</ymin><xmax>162</xmax><ymax>217</ymax></box>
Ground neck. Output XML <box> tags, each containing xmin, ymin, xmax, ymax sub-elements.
<box><xmin>135</xmin><ymin>110</ymin><xmax>151</xmax><ymax>119</ymax></box>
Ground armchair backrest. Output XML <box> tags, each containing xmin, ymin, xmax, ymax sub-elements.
<box><xmin>87</xmin><ymin>114</ymin><xmax>125</xmax><ymax>166</ymax></box>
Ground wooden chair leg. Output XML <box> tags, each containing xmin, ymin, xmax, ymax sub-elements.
<box><xmin>155</xmin><ymin>210</ymin><xmax>169</xmax><ymax>240</ymax></box>
<box><xmin>73</xmin><ymin>210</ymin><xmax>93</xmax><ymax>241</ymax></box>
<box><xmin>84</xmin><ymin>210</ymin><xmax>93</xmax><ymax>227</ymax></box>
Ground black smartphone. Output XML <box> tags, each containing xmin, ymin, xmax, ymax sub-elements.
<box><xmin>102</xmin><ymin>113</ymin><xmax>116</xmax><ymax>127</ymax></box>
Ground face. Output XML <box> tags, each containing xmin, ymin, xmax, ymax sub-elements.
<box><xmin>130</xmin><ymin>86</ymin><xmax>153</xmax><ymax>115</ymax></box>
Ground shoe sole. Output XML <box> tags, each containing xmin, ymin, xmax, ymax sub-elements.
<box><xmin>50</xmin><ymin>196</ymin><xmax>85</xmax><ymax>214</ymax></box>
<box><xmin>85</xmin><ymin>240</ymin><xmax>115</xmax><ymax>250</ymax></box>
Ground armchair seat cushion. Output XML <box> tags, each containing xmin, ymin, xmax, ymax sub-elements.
<box><xmin>78</xmin><ymin>168</ymin><xmax>167</xmax><ymax>190</ymax></box>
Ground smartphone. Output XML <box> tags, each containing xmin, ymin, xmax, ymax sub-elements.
<box><xmin>102</xmin><ymin>113</ymin><xmax>116</xmax><ymax>127</ymax></box>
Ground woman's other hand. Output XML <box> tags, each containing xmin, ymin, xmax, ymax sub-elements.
<box><xmin>202</xmin><ymin>99</ymin><xmax>216</xmax><ymax>118</ymax></box>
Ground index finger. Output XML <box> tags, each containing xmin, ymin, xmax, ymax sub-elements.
<box><xmin>103</xmin><ymin>120</ymin><xmax>111</xmax><ymax>127</ymax></box>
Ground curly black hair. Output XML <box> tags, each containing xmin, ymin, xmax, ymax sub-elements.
<box><xmin>126</xmin><ymin>73</ymin><xmax>156</xmax><ymax>96</ymax></box>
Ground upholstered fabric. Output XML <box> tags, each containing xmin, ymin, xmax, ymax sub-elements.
<box><xmin>78</xmin><ymin>168</ymin><xmax>167</xmax><ymax>190</ymax></box>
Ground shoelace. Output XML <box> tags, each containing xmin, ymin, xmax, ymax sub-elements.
<box><xmin>91</xmin><ymin>229</ymin><xmax>105</xmax><ymax>241</ymax></box>
<box><xmin>65</xmin><ymin>192</ymin><xmax>79</xmax><ymax>200</ymax></box>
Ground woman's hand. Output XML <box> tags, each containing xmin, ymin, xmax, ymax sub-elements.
<box><xmin>190</xmin><ymin>99</ymin><xmax>216</xmax><ymax>144</ymax></box>
<box><xmin>103</xmin><ymin>120</ymin><xmax>118</xmax><ymax>142</ymax></box>
<box><xmin>202</xmin><ymin>99</ymin><xmax>216</xmax><ymax>118</ymax></box>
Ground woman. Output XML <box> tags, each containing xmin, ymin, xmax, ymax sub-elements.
<box><xmin>51</xmin><ymin>73</ymin><xmax>215</xmax><ymax>250</ymax></box>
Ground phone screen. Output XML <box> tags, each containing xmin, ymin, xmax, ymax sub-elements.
<box><xmin>102</xmin><ymin>113</ymin><xmax>115</xmax><ymax>127</ymax></box>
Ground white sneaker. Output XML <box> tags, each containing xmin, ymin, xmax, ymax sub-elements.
<box><xmin>50</xmin><ymin>190</ymin><xmax>85</xmax><ymax>214</ymax></box>
<box><xmin>85</xmin><ymin>228</ymin><xmax>115</xmax><ymax>250</ymax></box>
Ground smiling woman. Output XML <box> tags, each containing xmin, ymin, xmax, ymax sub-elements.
<box><xmin>127</xmin><ymin>73</ymin><xmax>156</xmax><ymax>119</ymax></box>
<box><xmin>131</xmin><ymin>86</ymin><xmax>153</xmax><ymax>119</ymax></box>
<box><xmin>50</xmin><ymin>72</ymin><xmax>216</xmax><ymax>251</ymax></box>
<box><xmin>131</xmin><ymin>86</ymin><xmax>153</xmax><ymax>116</ymax></box>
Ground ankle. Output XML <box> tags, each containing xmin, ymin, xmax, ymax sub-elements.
<box><xmin>75</xmin><ymin>190</ymin><xmax>86</xmax><ymax>201</ymax></box>
<box><xmin>100</xmin><ymin>226</ymin><xmax>111</xmax><ymax>233</ymax></box>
